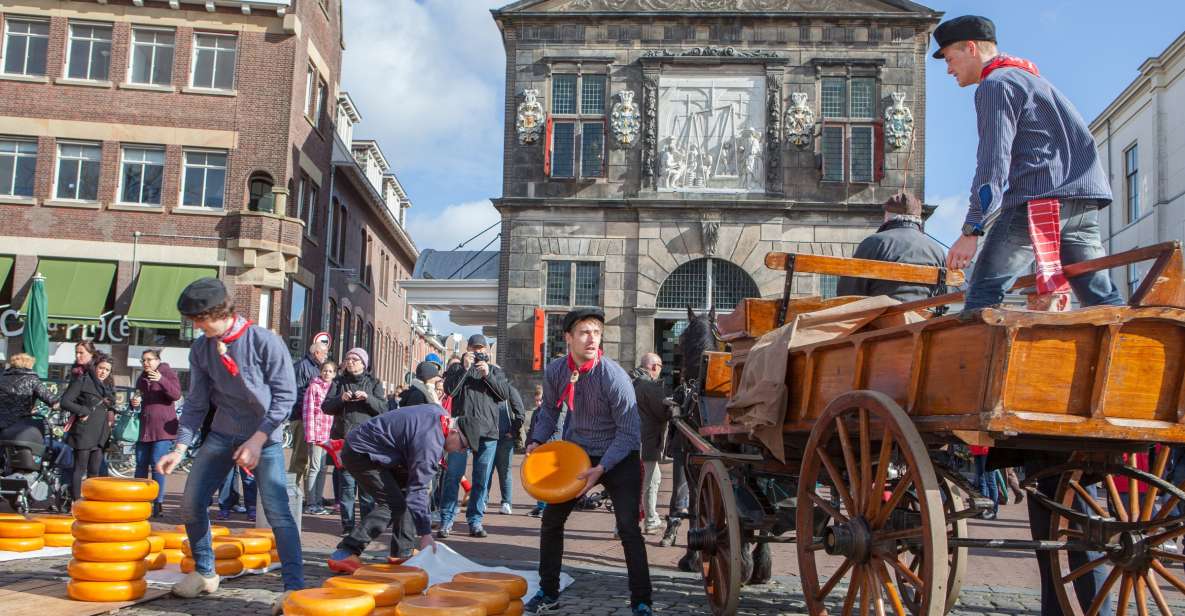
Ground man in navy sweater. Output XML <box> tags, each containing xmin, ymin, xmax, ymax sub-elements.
<box><xmin>157</xmin><ymin>278</ymin><xmax>301</xmax><ymax>614</ymax></box>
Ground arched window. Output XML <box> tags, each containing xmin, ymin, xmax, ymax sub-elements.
<box><xmin>657</xmin><ymin>257</ymin><xmax>759</xmax><ymax>312</ymax></box>
<box><xmin>247</xmin><ymin>172</ymin><xmax>275</xmax><ymax>213</ymax></box>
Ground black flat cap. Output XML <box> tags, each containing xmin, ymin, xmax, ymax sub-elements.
<box><xmin>415</xmin><ymin>360</ymin><xmax>440</xmax><ymax>382</ymax></box>
<box><xmin>177</xmin><ymin>277</ymin><xmax>227</xmax><ymax>317</ymax></box>
<box><xmin>467</xmin><ymin>334</ymin><xmax>488</xmax><ymax>347</ymax></box>
<box><xmin>932</xmin><ymin>15</ymin><xmax>996</xmax><ymax>59</ymax></box>
<box><xmin>562</xmin><ymin>307</ymin><xmax>605</xmax><ymax>333</ymax></box>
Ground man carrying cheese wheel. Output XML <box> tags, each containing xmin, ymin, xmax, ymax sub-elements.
<box><xmin>156</xmin><ymin>278</ymin><xmax>302</xmax><ymax>614</ymax></box>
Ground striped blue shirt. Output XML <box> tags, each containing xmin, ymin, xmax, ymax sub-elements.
<box><xmin>530</xmin><ymin>354</ymin><xmax>641</xmax><ymax>473</ymax></box>
<box><xmin>966</xmin><ymin>59</ymin><xmax>1112</xmax><ymax>227</ymax></box>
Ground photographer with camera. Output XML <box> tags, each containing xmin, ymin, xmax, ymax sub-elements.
<box><xmin>437</xmin><ymin>334</ymin><xmax>510</xmax><ymax>539</ymax></box>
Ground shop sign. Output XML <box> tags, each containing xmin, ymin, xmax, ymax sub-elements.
<box><xmin>0</xmin><ymin>305</ymin><xmax>130</xmax><ymax>343</ymax></box>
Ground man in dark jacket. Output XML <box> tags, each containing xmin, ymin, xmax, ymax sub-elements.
<box><xmin>438</xmin><ymin>334</ymin><xmax>511</xmax><ymax>538</ymax></box>
<box><xmin>835</xmin><ymin>193</ymin><xmax>948</xmax><ymax>303</ymax></box>
<box><xmin>288</xmin><ymin>342</ymin><xmax>327</xmax><ymax>485</ymax></box>
<box><xmin>321</xmin><ymin>347</ymin><xmax>387</xmax><ymax>534</ymax></box>
<box><xmin>632</xmin><ymin>353</ymin><xmax>668</xmax><ymax>536</ymax></box>
<box><xmin>400</xmin><ymin>360</ymin><xmax>442</xmax><ymax>407</ymax></box>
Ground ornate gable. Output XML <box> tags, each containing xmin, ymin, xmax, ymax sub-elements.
<box><xmin>494</xmin><ymin>0</ymin><xmax>939</xmax><ymax>16</ymax></box>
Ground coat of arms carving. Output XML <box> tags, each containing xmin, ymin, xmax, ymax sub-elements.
<box><xmin>783</xmin><ymin>92</ymin><xmax>815</xmax><ymax>149</ymax></box>
<box><xmin>610</xmin><ymin>90</ymin><xmax>641</xmax><ymax>147</ymax></box>
<box><xmin>516</xmin><ymin>89</ymin><xmax>545</xmax><ymax>145</ymax></box>
<box><xmin>884</xmin><ymin>92</ymin><xmax>914</xmax><ymax>151</ymax></box>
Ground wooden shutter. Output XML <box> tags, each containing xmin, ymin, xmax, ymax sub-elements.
<box><xmin>532</xmin><ymin>307</ymin><xmax>546</xmax><ymax>371</ymax></box>
<box><xmin>543</xmin><ymin>115</ymin><xmax>554</xmax><ymax>177</ymax></box>
<box><xmin>874</xmin><ymin>120</ymin><xmax>885</xmax><ymax>182</ymax></box>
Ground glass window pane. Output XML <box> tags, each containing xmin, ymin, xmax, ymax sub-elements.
<box><xmin>850</xmin><ymin>126</ymin><xmax>874</xmax><ymax>183</ymax></box>
<box><xmin>821</xmin><ymin>77</ymin><xmax>846</xmax><ymax>118</ymax></box>
<box><xmin>552</xmin><ymin>75</ymin><xmax>576</xmax><ymax>114</ymax></box>
<box><xmin>822</xmin><ymin>126</ymin><xmax>844</xmax><ymax>182</ymax></box>
<box><xmin>581</xmin><ymin>122</ymin><xmax>604</xmax><ymax>178</ymax></box>
<box><xmin>4</xmin><ymin>36</ymin><xmax>27</xmax><ymax>74</ymax></box>
<box><xmin>27</xmin><ymin>35</ymin><xmax>47</xmax><ymax>75</ymax></box>
<box><xmin>141</xmin><ymin>163</ymin><xmax>163</xmax><ymax>204</ymax></box>
<box><xmin>14</xmin><ymin>156</ymin><xmax>34</xmax><ymax>196</ymax></box>
<box><xmin>91</xmin><ymin>40</ymin><xmax>111</xmax><ymax>80</ymax></box>
<box><xmin>546</xmin><ymin>261</ymin><xmax>571</xmax><ymax>305</ymax></box>
<box><xmin>57</xmin><ymin>159</ymin><xmax>78</xmax><ymax>198</ymax></box>
<box><xmin>122</xmin><ymin>163</ymin><xmax>142</xmax><ymax>203</ymax></box>
<box><xmin>574</xmin><ymin>262</ymin><xmax>600</xmax><ymax>306</ymax></box>
<box><xmin>850</xmin><ymin>78</ymin><xmax>875</xmax><ymax>118</ymax></box>
<box><xmin>183</xmin><ymin>168</ymin><xmax>204</xmax><ymax>205</ymax></box>
<box><xmin>711</xmin><ymin>259</ymin><xmax>760</xmax><ymax>311</ymax></box>
<box><xmin>551</xmin><ymin>121</ymin><xmax>576</xmax><ymax>179</ymax></box>
<box><xmin>0</xmin><ymin>159</ymin><xmax>12</xmax><ymax>196</ymax></box>
<box><xmin>152</xmin><ymin>45</ymin><xmax>173</xmax><ymax>84</ymax></box>
<box><xmin>581</xmin><ymin>75</ymin><xmax>605</xmax><ymax>115</ymax></box>
<box><xmin>67</xmin><ymin>40</ymin><xmax>89</xmax><ymax>79</ymax></box>
<box><xmin>131</xmin><ymin>44</ymin><xmax>153</xmax><ymax>83</ymax></box>
<box><xmin>546</xmin><ymin>313</ymin><xmax>566</xmax><ymax>359</ymax></box>
<box><xmin>214</xmin><ymin>48</ymin><xmax>235</xmax><ymax>89</ymax></box>
<box><xmin>204</xmin><ymin>168</ymin><xmax>225</xmax><ymax>208</ymax></box>
<box><xmin>79</xmin><ymin>160</ymin><xmax>100</xmax><ymax>201</ymax></box>
<box><xmin>193</xmin><ymin>49</ymin><xmax>214</xmax><ymax>87</ymax></box>
<box><xmin>657</xmin><ymin>258</ymin><xmax>708</xmax><ymax>310</ymax></box>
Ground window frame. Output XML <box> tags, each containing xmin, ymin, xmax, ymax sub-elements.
<box><xmin>1124</xmin><ymin>143</ymin><xmax>1139</xmax><ymax>224</ymax></box>
<box><xmin>180</xmin><ymin>148</ymin><xmax>228</xmax><ymax>209</ymax></box>
<box><xmin>287</xmin><ymin>279</ymin><xmax>310</xmax><ymax>356</ymax></box>
<box><xmin>0</xmin><ymin>137</ymin><xmax>38</xmax><ymax>198</ymax></box>
<box><xmin>127</xmin><ymin>26</ymin><xmax>175</xmax><ymax>87</ymax></box>
<box><xmin>65</xmin><ymin>21</ymin><xmax>113</xmax><ymax>82</ymax></box>
<box><xmin>548</xmin><ymin>71</ymin><xmax>607</xmax><ymax>180</ymax></box>
<box><xmin>818</xmin><ymin>70</ymin><xmax>880</xmax><ymax>185</ymax></box>
<box><xmin>53</xmin><ymin>141</ymin><xmax>102</xmax><ymax>202</ymax></box>
<box><xmin>189</xmin><ymin>32</ymin><xmax>238</xmax><ymax>91</ymax></box>
<box><xmin>116</xmin><ymin>144</ymin><xmax>166</xmax><ymax>206</ymax></box>
<box><xmin>2</xmin><ymin>17</ymin><xmax>50</xmax><ymax>77</ymax></box>
<box><xmin>543</xmin><ymin>259</ymin><xmax>602</xmax><ymax>308</ymax></box>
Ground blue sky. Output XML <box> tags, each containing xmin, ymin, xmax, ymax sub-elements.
<box><xmin>340</xmin><ymin>1</ymin><xmax>1185</xmax><ymax>335</ymax></box>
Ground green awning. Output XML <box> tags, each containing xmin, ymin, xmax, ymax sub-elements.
<box><xmin>0</xmin><ymin>256</ymin><xmax>13</xmax><ymax>291</ymax></box>
<box><xmin>127</xmin><ymin>264</ymin><xmax>219</xmax><ymax>329</ymax></box>
<box><xmin>22</xmin><ymin>258</ymin><xmax>117</xmax><ymax>325</ymax></box>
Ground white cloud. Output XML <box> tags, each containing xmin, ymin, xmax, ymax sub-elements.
<box><xmin>406</xmin><ymin>199</ymin><xmax>501</xmax><ymax>251</ymax></box>
<box><xmin>925</xmin><ymin>193</ymin><xmax>967</xmax><ymax>249</ymax></box>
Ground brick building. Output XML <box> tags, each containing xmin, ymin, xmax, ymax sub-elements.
<box><xmin>491</xmin><ymin>0</ymin><xmax>940</xmax><ymax>388</ymax></box>
<box><xmin>0</xmin><ymin>0</ymin><xmax>342</xmax><ymax>387</ymax></box>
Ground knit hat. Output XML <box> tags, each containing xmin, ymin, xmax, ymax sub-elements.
<box><xmin>416</xmin><ymin>360</ymin><xmax>441</xmax><ymax>382</ymax></box>
<box><xmin>345</xmin><ymin>348</ymin><xmax>369</xmax><ymax>370</ymax></box>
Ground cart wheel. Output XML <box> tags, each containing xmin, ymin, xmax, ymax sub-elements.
<box><xmin>688</xmin><ymin>459</ymin><xmax>742</xmax><ymax>616</ymax></box>
<box><xmin>796</xmin><ymin>390</ymin><xmax>948</xmax><ymax>616</ymax></box>
<box><xmin>1048</xmin><ymin>448</ymin><xmax>1185</xmax><ymax>616</ymax></box>
<box><xmin>897</xmin><ymin>478</ymin><xmax>967</xmax><ymax>614</ymax></box>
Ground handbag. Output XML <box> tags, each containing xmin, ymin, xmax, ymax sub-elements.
<box><xmin>113</xmin><ymin>409</ymin><xmax>140</xmax><ymax>444</ymax></box>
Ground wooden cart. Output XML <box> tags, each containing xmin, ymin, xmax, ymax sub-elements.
<box><xmin>676</xmin><ymin>241</ymin><xmax>1185</xmax><ymax>616</ymax></box>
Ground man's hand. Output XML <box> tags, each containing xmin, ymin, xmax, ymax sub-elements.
<box><xmin>475</xmin><ymin>361</ymin><xmax>490</xmax><ymax>378</ymax></box>
<box><xmin>576</xmin><ymin>464</ymin><xmax>606</xmax><ymax>496</ymax></box>
<box><xmin>525</xmin><ymin>441</ymin><xmax>541</xmax><ymax>455</ymax></box>
<box><xmin>157</xmin><ymin>449</ymin><xmax>185</xmax><ymax>475</ymax></box>
<box><xmin>353</xmin><ymin>391</ymin><xmax>368</xmax><ymax>401</ymax></box>
<box><xmin>233</xmin><ymin>432</ymin><xmax>269</xmax><ymax>470</ymax></box>
<box><xmin>419</xmin><ymin>533</ymin><xmax>437</xmax><ymax>553</ymax></box>
<box><xmin>946</xmin><ymin>234</ymin><xmax>979</xmax><ymax>271</ymax></box>
<box><xmin>462</xmin><ymin>352</ymin><xmax>475</xmax><ymax>369</ymax></box>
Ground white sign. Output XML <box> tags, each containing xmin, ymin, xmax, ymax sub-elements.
<box><xmin>0</xmin><ymin>307</ymin><xmax>130</xmax><ymax>343</ymax></box>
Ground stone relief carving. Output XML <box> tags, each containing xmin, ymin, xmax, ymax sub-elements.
<box><xmin>701</xmin><ymin>212</ymin><xmax>721</xmax><ymax>256</ymax></box>
<box><xmin>783</xmin><ymin>92</ymin><xmax>816</xmax><ymax>149</ymax></box>
<box><xmin>765</xmin><ymin>71</ymin><xmax>783</xmax><ymax>194</ymax></box>
<box><xmin>610</xmin><ymin>90</ymin><xmax>641</xmax><ymax>147</ymax></box>
<box><xmin>656</xmin><ymin>75</ymin><xmax>765</xmax><ymax>193</ymax></box>
<box><xmin>516</xmin><ymin>89</ymin><xmax>544</xmax><ymax>145</ymax></box>
<box><xmin>642</xmin><ymin>72</ymin><xmax>660</xmax><ymax>189</ymax></box>
<box><xmin>641</xmin><ymin>47</ymin><xmax>781</xmax><ymax>59</ymax></box>
<box><xmin>564</xmin><ymin>0</ymin><xmax>812</xmax><ymax>10</ymax></box>
<box><xmin>884</xmin><ymin>91</ymin><xmax>914</xmax><ymax>151</ymax></box>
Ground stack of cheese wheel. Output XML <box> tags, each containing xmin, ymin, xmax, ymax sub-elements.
<box><xmin>240</xmin><ymin>528</ymin><xmax>279</xmax><ymax>565</ymax></box>
<box><xmin>67</xmin><ymin>477</ymin><xmax>157</xmax><ymax>602</ymax></box>
<box><xmin>354</xmin><ymin>564</ymin><xmax>430</xmax><ymax>596</ymax></box>
<box><xmin>453</xmin><ymin>572</ymin><xmax>528</xmax><ymax>616</ymax></box>
<box><xmin>154</xmin><ymin>529</ymin><xmax>188</xmax><ymax>565</ymax></box>
<box><xmin>0</xmin><ymin>515</ymin><xmax>45</xmax><ymax>552</ymax></box>
<box><xmin>281</xmin><ymin>588</ymin><xmax>375</xmax><ymax>616</ymax></box>
<box><xmin>144</xmin><ymin>534</ymin><xmax>166</xmax><ymax>570</ymax></box>
<box><xmin>323</xmin><ymin>574</ymin><xmax>404</xmax><ymax>615</ymax></box>
<box><xmin>233</xmin><ymin>532</ymin><xmax>272</xmax><ymax>571</ymax></box>
<box><xmin>427</xmin><ymin>581</ymin><xmax>510</xmax><ymax>616</ymax></box>
<box><xmin>394</xmin><ymin>595</ymin><xmax>486</xmax><ymax>616</ymax></box>
<box><xmin>181</xmin><ymin>537</ymin><xmax>244</xmax><ymax>577</ymax></box>
<box><xmin>33</xmin><ymin>514</ymin><xmax>74</xmax><ymax>547</ymax></box>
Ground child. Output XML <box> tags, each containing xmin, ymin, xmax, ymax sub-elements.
<box><xmin>302</xmin><ymin>361</ymin><xmax>336</xmax><ymax>514</ymax></box>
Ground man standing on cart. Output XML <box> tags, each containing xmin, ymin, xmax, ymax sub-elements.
<box><xmin>933</xmin><ymin>15</ymin><xmax>1118</xmax><ymax>616</ymax></box>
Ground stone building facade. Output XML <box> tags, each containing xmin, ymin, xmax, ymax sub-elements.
<box><xmin>491</xmin><ymin>0</ymin><xmax>940</xmax><ymax>387</ymax></box>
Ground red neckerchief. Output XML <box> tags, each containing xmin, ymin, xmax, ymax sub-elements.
<box><xmin>215</xmin><ymin>317</ymin><xmax>252</xmax><ymax>377</ymax></box>
<box><xmin>558</xmin><ymin>349</ymin><xmax>603</xmax><ymax>413</ymax></box>
<box><xmin>981</xmin><ymin>55</ymin><xmax>1039</xmax><ymax>80</ymax></box>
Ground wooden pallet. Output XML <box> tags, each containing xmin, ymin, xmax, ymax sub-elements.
<box><xmin>0</xmin><ymin>578</ymin><xmax>168</xmax><ymax>616</ymax></box>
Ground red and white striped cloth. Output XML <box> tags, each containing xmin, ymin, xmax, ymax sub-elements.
<box><xmin>1027</xmin><ymin>198</ymin><xmax>1071</xmax><ymax>295</ymax></box>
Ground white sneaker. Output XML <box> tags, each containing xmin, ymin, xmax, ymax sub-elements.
<box><xmin>172</xmin><ymin>571</ymin><xmax>220</xmax><ymax>598</ymax></box>
<box><xmin>272</xmin><ymin>591</ymin><xmax>291</xmax><ymax>615</ymax></box>
<box><xmin>501</xmin><ymin>503</ymin><xmax>513</xmax><ymax>515</ymax></box>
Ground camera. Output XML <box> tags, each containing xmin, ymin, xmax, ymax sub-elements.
<box><xmin>474</xmin><ymin>352</ymin><xmax>491</xmax><ymax>364</ymax></box>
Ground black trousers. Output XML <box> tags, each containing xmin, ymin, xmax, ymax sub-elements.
<box><xmin>540</xmin><ymin>451</ymin><xmax>651</xmax><ymax>607</ymax></box>
<box><xmin>71</xmin><ymin>447</ymin><xmax>105</xmax><ymax>500</ymax></box>
<box><xmin>337</xmin><ymin>446</ymin><xmax>419</xmax><ymax>558</ymax></box>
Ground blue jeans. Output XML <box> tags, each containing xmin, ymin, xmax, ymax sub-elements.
<box><xmin>180</xmin><ymin>431</ymin><xmax>304</xmax><ymax>590</ymax></box>
<box><xmin>440</xmin><ymin>438</ymin><xmax>498</xmax><ymax>528</ymax></box>
<box><xmin>492</xmin><ymin>437</ymin><xmax>515</xmax><ymax>506</ymax></box>
<box><xmin>965</xmin><ymin>200</ymin><xmax>1124</xmax><ymax>311</ymax></box>
<box><xmin>974</xmin><ymin>455</ymin><xmax>998</xmax><ymax>514</ymax></box>
<box><xmin>218</xmin><ymin>466</ymin><xmax>256</xmax><ymax>512</ymax></box>
<box><xmin>134</xmin><ymin>440</ymin><xmax>172</xmax><ymax>505</ymax></box>
<box><xmin>338</xmin><ymin>469</ymin><xmax>373</xmax><ymax>534</ymax></box>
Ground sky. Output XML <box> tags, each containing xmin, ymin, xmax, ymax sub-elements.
<box><xmin>340</xmin><ymin>0</ymin><xmax>1185</xmax><ymax>336</ymax></box>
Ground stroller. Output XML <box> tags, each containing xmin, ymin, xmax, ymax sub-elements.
<box><xmin>0</xmin><ymin>410</ymin><xmax>72</xmax><ymax>514</ymax></box>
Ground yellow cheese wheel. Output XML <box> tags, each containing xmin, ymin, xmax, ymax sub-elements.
<box><xmin>144</xmin><ymin>551</ymin><xmax>166</xmax><ymax>570</ymax></box>
<box><xmin>72</xmin><ymin>540</ymin><xmax>152</xmax><ymax>562</ymax></box>
<box><xmin>503</xmin><ymin>599</ymin><xmax>524</xmax><ymax>616</ymax></box>
<box><xmin>231</xmin><ymin>535</ymin><xmax>271</xmax><ymax>554</ymax></box>
<box><xmin>174</xmin><ymin>524</ymin><xmax>229</xmax><ymax>537</ymax></box>
<box><xmin>354</xmin><ymin>564</ymin><xmax>429</xmax><ymax>595</ymax></box>
<box><xmin>0</xmin><ymin>519</ymin><xmax>45</xmax><ymax>538</ymax></box>
<box><xmin>81</xmin><ymin>477</ymin><xmax>159</xmax><ymax>503</ymax></box>
<box><xmin>31</xmin><ymin>514</ymin><xmax>74</xmax><ymax>534</ymax></box>
<box><xmin>0</xmin><ymin>536</ymin><xmax>44</xmax><ymax>551</ymax></box>
<box><xmin>372</xmin><ymin>607</ymin><xmax>400</xmax><ymax>616</ymax></box>
<box><xmin>282</xmin><ymin>588</ymin><xmax>375</xmax><ymax>616</ymax></box>
<box><xmin>270</xmin><ymin>549</ymin><xmax>280</xmax><ymax>563</ymax></box>
<box><xmin>395</xmin><ymin>595</ymin><xmax>486</xmax><ymax>616</ymax></box>
<box><xmin>182</xmin><ymin>538</ymin><xmax>244</xmax><ymax>559</ymax></box>
<box><xmin>146</xmin><ymin>535</ymin><xmax>165</xmax><ymax>553</ymax></box>
<box><xmin>72</xmin><ymin>521</ymin><xmax>152</xmax><ymax>542</ymax></box>
<box><xmin>428</xmin><ymin>581</ymin><xmax>510</xmax><ymax>615</ymax></box>
<box><xmin>324</xmin><ymin>574</ymin><xmax>405</xmax><ymax>607</ymax></box>
<box><xmin>180</xmin><ymin>557</ymin><xmax>243</xmax><ymax>576</ymax></box>
<box><xmin>45</xmin><ymin>532</ymin><xmax>75</xmax><ymax>547</ymax></box>
<box><xmin>520</xmin><ymin>440</ymin><xmax>591</xmax><ymax>504</ymax></box>
<box><xmin>0</xmin><ymin>513</ymin><xmax>26</xmax><ymax>519</ymax></box>
<box><xmin>154</xmin><ymin>531</ymin><xmax>188</xmax><ymax>549</ymax></box>
<box><xmin>72</xmin><ymin>500</ymin><xmax>152</xmax><ymax>523</ymax></box>
<box><xmin>67</xmin><ymin>558</ymin><xmax>148</xmax><ymax>582</ymax></box>
<box><xmin>161</xmin><ymin>548</ymin><xmax>184</xmax><ymax>564</ymax></box>
<box><xmin>239</xmin><ymin>552</ymin><xmax>271</xmax><ymax>570</ymax></box>
<box><xmin>241</xmin><ymin>528</ymin><xmax>275</xmax><ymax>541</ymax></box>
<box><xmin>452</xmin><ymin>572</ymin><xmax>528</xmax><ymax>600</ymax></box>
<box><xmin>67</xmin><ymin>579</ymin><xmax>147</xmax><ymax>602</ymax></box>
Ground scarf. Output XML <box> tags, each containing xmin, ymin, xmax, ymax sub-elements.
<box><xmin>980</xmin><ymin>55</ymin><xmax>1040</xmax><ymax>81</ymax></box>
<box><xmin>214</xmin><ymin>316</ymin><xmax>252</xmax><ymax>377</ymax></box>
<box><xmin>558</xmin><ymin>349</ymin><xmax>603</xmax><ymax>413</ymax></box>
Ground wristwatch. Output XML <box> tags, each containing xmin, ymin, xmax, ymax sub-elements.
<box><xmin>961</xmin><ymin>223</ymin><xmax>984</xmax><ymax>237</ymax></box>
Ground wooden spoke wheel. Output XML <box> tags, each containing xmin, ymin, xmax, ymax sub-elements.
<box><xmin>796</xmin><ymin>391</ymin><xmax>948</xmax><ymax>616</ymax></box>
<box><xmin>688</xmin><ymin>459</ymin><xmax>743</xmax><ymax>616</ymax></box>
<box><xmin>895</xmin><ymin>478</ymin><xmax>967</xmax><ymax>614</ymax></box>
<box><xmin>1049</xmin><ymin>448</ymin><xmax>1185</xmax><ymax>616</ymax></box>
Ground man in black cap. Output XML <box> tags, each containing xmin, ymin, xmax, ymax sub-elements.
<box><xmin>523</xmin><ymin>308</ymin><xmax>651</xmax><ymax>616</ymax></box>
<box><xmin>400</xmin><ymin>359</ymin><xmax>443</xmax><ymax>407</ymax></box>
<box><xmin>438</xmin><ymin>332</ymin><xmax>511</xmax><ymax>538</ymax></box>
<box><xmin>933</xmin><ymin>17</ymin><xmax>1116</xmax><ymax>616</ymax></box>
<box><xmin>836</xmin><ymin>192</ymin><xmax>948</xmax><ymax>303</ymax></box>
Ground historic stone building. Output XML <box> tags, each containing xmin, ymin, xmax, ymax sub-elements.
<box><xmin>490</xmin><ymin>0</ymin><xmax>940</xmax><ymax>386</ymax></box>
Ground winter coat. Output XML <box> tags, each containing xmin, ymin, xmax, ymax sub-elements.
<box><xmin>322</xmin><ymin>370</ymin><xmax>387</xmax><ymax>439</ymax></box>
<box><xmin>400</xmin><ymin>380</ymin><xmax>434</xmax><ymax>408</ymax></box>
<box><xmin>292</xmin><ymin>353</ymin><xmax>322</xmax><ymax>421</ymax></box>
<box><xmin>443</xmin><ymin>361</ymin><xmax>511</xmax><ymax>442</ymax></box>
<box><xmin>633</xmin><ymin>371</ymin><xmax>671</xmax><ymax>462</ymax></box>
<box><xmin>0</xmin><ymin>367</ymin><xmax>57</xmax><ymax>431</ymax></box>
<box><xmin>61</xmin><ymin>368</ymin><xmax>114</xmax><ymax>450</ymax></box>
<box><xmin>835</xmin><ymin>220</ymin><xmax>948</xmax><ymax>303</ymax></box>
<box><xmin>135</xmin><ymin>362</ymin><xmax>181</xmax><ymax>442</ymax></box>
